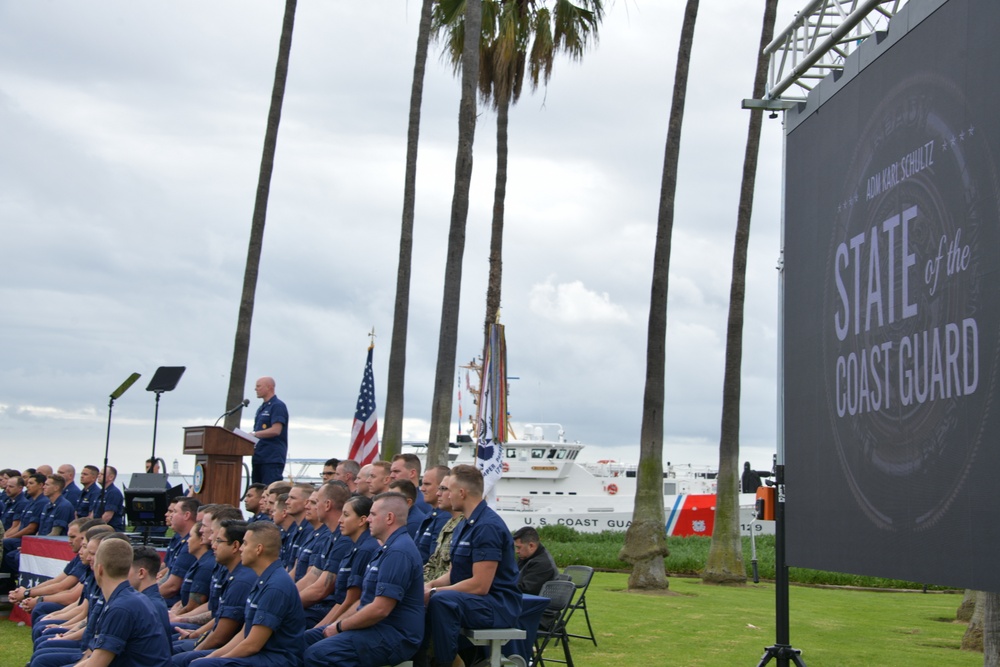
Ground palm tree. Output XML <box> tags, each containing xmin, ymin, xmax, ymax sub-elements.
<box><xmin>433</xmin><ymin>0</ymin><xmax>604</xmax><ymax>335</ymax></box>
<box><xmin>382</xmin><ymin>0</ymin><xmax>436</xmax><ymax>462</ymax></box>
<box><xmin>618</xmin><ymin>0</ymin><xmax>700</xmax><ymax>591</ymax></box>
<box><xmin>702</xmin><ymin>0</ymin><xmax>778</xmax><ymax>585</ymax></box>
<box><xmin>426</xmin><ymin>0</ymin><xmax>483</xmax><ymax>467</ymax></box>
<box><xmin>223</xmin><ymin>0</ymin><xmax>297</xmax><ymax>431</ymax></box>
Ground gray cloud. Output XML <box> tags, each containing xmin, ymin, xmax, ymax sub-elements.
<box><xmin>1</xmin><ymin>1</ymin><xmax>795</xmax><ymax>475</ymax></box>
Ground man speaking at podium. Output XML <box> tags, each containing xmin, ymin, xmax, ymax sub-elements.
<box><xmin>250</xmin><ymin>377</ymin><xmax>289</xmax><ymax>486</ymax></box>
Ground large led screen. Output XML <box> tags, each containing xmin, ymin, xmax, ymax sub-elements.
<box><xmin>784</xmin><ymin>0</ymin><xmax>1000</xmax><ymax>590</ymax></box>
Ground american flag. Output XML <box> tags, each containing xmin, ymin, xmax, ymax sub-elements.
<box><xmin>348</xmin><ymin>345</ymin><xmax>379</xmax><ymax>465</ymax></box>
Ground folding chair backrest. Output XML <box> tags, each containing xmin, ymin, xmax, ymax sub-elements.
<box><xmin>533</xmin><ymin>579</ymin><xmax>578</xmax><ymax>666</ymax></box>
<box><xmin>561</xmin><ymin>565</ymin><xmax>597</xmax><ymax>646</ymax></box>
<box><xmin>540</xmin><ymin>579</ymin><xmax>576</xmax><ymax>614</ymax></box>
<box><xmin>563</xmin><ymin>565</ymin><xmax>594</xmax><ymax>591</ymax></box>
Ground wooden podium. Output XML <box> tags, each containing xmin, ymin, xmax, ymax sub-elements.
<box><xmin>183</xmin><ymin>426</ymin><xmax>255</xmax><ymax>506</ymax></box>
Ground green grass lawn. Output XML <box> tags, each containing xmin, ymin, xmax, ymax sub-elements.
<box><xmin>3</xmin><ymin>572</ymin><xmax>978</xmax><ymax>666</ymax></box>
<box><xmin>553</xmin><ymin>574</ymin><xmax>977</xmax><ymax>667</ymax></box>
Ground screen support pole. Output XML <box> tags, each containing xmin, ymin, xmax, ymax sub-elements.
<box><xmin>757</xmin><ymin>111</ymin><xmax>806</xmax><ymax>667</ymax></box>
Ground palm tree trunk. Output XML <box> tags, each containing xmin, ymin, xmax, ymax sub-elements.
<box><xmin>223</xmin><ymin>0</ymin><xmax>297</xmax><ymax>431</ymax></box>
<box><xmin>383</xmin><ymin>0</ymin><xmax>435</xmax><ymax>462</ymax></box>
<box><xmin>619</xmin><ymin>0</ymin><xmax>699</xmax><ymax>590</ymax></box>
<box><xmin>703</xmin><ymin>0</ymin><xmax>778</xmax><ymax>585</ymax></box>
<box><xmin>484</xmin><ymin>89</ymin><xmax>509</xmax><ymax>334</ymax></box>
<box><xmin>427</xmin><ymin>0</ymin><xmax>483</xmax><ymax>466</ymax></box>
<box><xmin>964</xmin><ymin>590</ymin><xmax>985</xmax><ymax>652</ymax></box>
<box><xmin>985</xmin><ymin>591</ymin><xmax>1000</xmax><ymax>666</ymax></box>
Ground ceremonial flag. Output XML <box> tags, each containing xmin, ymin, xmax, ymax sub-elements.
<box><xmin>348</xmin><ymin>345</ymin><xmax>379</xmax><ymax>465</ymax></box>
<box><xmin>476</xmin><ymin>323</ymin><xmax>508</xmax><ymax>501</ymax></box>
<box><xmin>457</xmin><ymin>371</ymin><xmax>463</xmax><ymax>435</ymax></box>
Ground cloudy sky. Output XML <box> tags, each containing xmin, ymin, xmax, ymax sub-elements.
<box><xmin>1</xmin><ymin>1</ymin><xmax>804</xmax><ymax>478</ymax></box>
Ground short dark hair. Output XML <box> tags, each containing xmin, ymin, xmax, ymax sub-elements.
<box><xmin>324</xmin><ymin>458</ymin><xmax>340</xmax><ymax>469</ymax></box>
<box><xmin>388</xmin><ymin>479</ymin><xmax>417</xmax><ymax>504</ymax></box>
<box><xmin>247</xmin><ymin>483</ymin><xmax>267</xmax><ymax>494</ymax></box>
<box><xmin>211</xmin><ymin>506</ymin><xmax>245</xmax><ymax>523</ymax></box>
<box><xmin>176</xmin><ymin>498</ymin><xmax>201</xmax><ymax>517</ymax></box>
<box><xmin>512</xmin><ymin>526</ymin><xmax>541</xmax><ymax>545</ymax></box>
<box><xmin>220</xmin><ymin>519</ymin><xmax>249</xmax><ymax>545</ymax></box>
<box><xmin>46</xmin><ymin>475</ymin><xmax>66</xmax><ymax>491</ymax></box>
<box><xmin>29</xmin><ymin>473</ymin><xmax>47</xmax><ymax>486</ymax></box>
<box><xmin>83</xmin><ymin>465</ymin><xmax>100</xmax><ymax>475</ymax></box>
<box><xmin>132</xmin><ymin>546</ymin><xmax>162</xmax><ymax>575</ymax></box>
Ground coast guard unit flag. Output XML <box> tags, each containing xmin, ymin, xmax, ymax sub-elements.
<box><xmin>348</xmin><ymin>345</ymin><xmax>379</xmax><ymax>465</ymax></box>
<box><xmin>476</xmin><ymin>323</ymin><xmax>508</xmax><ymax>501</ymax></box>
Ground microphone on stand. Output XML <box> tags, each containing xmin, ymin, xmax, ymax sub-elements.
<box><xmin>215</xmin><ymin>399</ymin><xmax>250</xmax><ymax>426</ymax></box>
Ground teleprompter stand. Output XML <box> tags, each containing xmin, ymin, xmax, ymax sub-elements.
<box><xmin>95</xmin><ymin>373</ymin><xmax>141</xmax><ymax>520</ymax></box>
<box><xmin>756</xmin><ymin>465</ymin><xmax>806</xmax><ymax>667</ymax></box>
<box><xmin>146</xmin><ymin>366</ymin><xmax>186</xmax><ymax>463</ymax></box>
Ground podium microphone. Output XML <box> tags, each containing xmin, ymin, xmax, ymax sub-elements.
<box><xmin>215</xmin><ymin>399</ymin><xmax>250</xmax><ymax>426</ymax></box>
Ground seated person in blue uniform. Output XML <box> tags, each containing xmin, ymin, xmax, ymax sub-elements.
<box><xmin>387</xmin><ymin>479</ymin><xmax>426</xmax><ymax>539</ymax></box>
<box><xmin>38</xmin><ymin>474</ymin><xmax>76</xmax><ymax>536</ymax></box>
<box><xmin>10</xmin><ymin>517</ymin><xmax>96</xmax><ymax>621</ymax></box>
<box><xmin>295</xmin><ymin>482</ymin><xmax>354</xmax><ymax>626</ymax></box>
<box><xmin>415</xmin><ymin>466</ymin><xmax>453</xmax><ymax>564</ymax></box>
<box><xmin>283</xmin><ymin>484</ymin><xmax>314</xmax><ymax>572</ymax></box>
<box><xmin>172</xmin><ymin>520</ymin><xmax>258</xmax><ymax>666</ymax></box>
<box><xmin>169</xmin><ymin>506</ymin><xmax>243</xmax><ymax>635</ymax></box>
<box><xmin>130</xmin><ymin>545</ymin><xmax>173</xmax><ymax>647</ymax></box>
<box><xmin>389</xmin><ymin>454</ymin><xmax>432</xmax><ymax>515</ymax></box>
<box><xmin>423</xmin><ymin>465</ymin><xmax>523</xmax><ymax>667</ymax></box>
<box><xmin>159</xmin><ymin>498</ymin><xmax>201</xmax><ymax>606</ymax></box>
<box><xmin>170</xmin><ymin>522</ymin><xmax>216</xmax><ymax>617</ymax></box>
<box><xmin>28</xmin><ymin>529</ymin><xmax>126</xmax><ymax>667</ymax></box>
<box><xmin>190</xmin><ymin>521</ymin><xmax>304</xmax><ymax>667</ymax></box>
<box><xmin>244</xmin><ymin>484</ymin><xmax>271</xmax><ymax>523</ymax></box>
<box><xmin>333</xmin><ymin>460</ymin><xmax>361</xmax><ymax>495</ymax></box>
<box><xmin>82</xmin><ymin>537</ymin><xmax>172</xmax><ymax>667</ymax></box>
<box><xmin>2</xmin><ymin>473</ymin><xmax>50</xmax><ymax>579</ymax></box>
<box><xmin>76</xmin><ymin>465</ymin><xmax>104</xmax><ymax>520</ymax></box>
<box><xmin>290</xmin><ymin>490</ymin><xmax>325</xmax><ymax>582</ymax></box>
<box><xmin>306</xmin><ymin>495</ymin><xmax>379</xmax><ymax>637</ymax></box>
<box><xmin>303</xmin><ymin>492</ymin><xmax>424</xmax><ymax>667</ymax></box>
<box><xmin>2</xmin><ymin>474</ymin><xmax>29</xmax><ymax>534</ymax></box>
<box><xmin>57</xmin><ymin>464</ymin><xmax>82</xmax><ymax>509</ymax></box>
<box><xmin>270</xmin><ymin>494</ymin><xmax>295</xmax><ymax>567</ymax></box>
<box><xmin>92</xmin><ymin>466</ymin><xmax>127</xmax><ymax>532</ymax></box>
<box><xmin>29</xmin><ymin>524</ymin><xmax>114</xmax><ymax>646</ymax></box>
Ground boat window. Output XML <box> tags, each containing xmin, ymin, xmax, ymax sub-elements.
<box><xmin>531</xmin><ymin>449</ymin><xmax>545</xmax><ymax>459</ymax></box>
<box><xmin>506</xmin><ymin>448</ymin><xmax>517</xmax><ymax>459</ymax></box>
<box><xmin>568</xmin><ymin>450</ymin><xmax>578</xmax><ymax>460</ymax></box>
<box><xmin>556</xmin><ymin>449</ymin><xmax>567</xmax><ymax>459</ymax></box>
<box><xmin>548</xmin><ymin>449</ymin><xmax>557</xmax><ymax>459</ymax></box>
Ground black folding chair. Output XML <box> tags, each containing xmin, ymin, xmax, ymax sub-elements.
<box><xmin>562</xmin><ymin>565</ymin><xmax>597</xmax><ymax>646</ymax></box>
<box><xmin>531</xmin><ymin>579</ymin><xmax>577</xmax><ymax>667</ymax></box>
